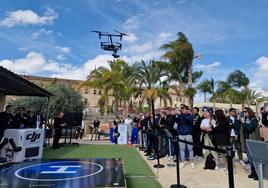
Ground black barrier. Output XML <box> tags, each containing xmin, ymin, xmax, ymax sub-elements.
<box><xmin>170</xmin><ymin>137</ymin><xmax>235</xmax><ymax>188</ymax></box>
<box><xmin>143</xmin><ymin>130</ymin><xmax>165</xmax><ymax>168</ymax></box>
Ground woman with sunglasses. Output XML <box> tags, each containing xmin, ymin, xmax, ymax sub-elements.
<box><xmin>242</xmin><ymin>107</ymin><xmax>259</xmax><ymax>181</ymax></box>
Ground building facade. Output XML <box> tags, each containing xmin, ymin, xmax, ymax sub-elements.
<box><xmin>5</xmin><ymin>75</ymin><xmax>185</xmax><ymax>113</ymax></box>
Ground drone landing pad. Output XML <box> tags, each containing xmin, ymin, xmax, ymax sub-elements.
<box><xmin>0</xmin><ymin>158</ymin><xmax>126</xmax><ymax>188</ymax></box>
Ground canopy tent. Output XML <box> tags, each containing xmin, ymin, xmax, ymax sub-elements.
<box><xmin>0</xmin><ymin>66</ymin><xmax>52</xmax><ymax>97</ymax></box>
<box><xmin>0</xmin><ymin>66</ymin><xmax>52</xmax><ymax>140</ymax></box>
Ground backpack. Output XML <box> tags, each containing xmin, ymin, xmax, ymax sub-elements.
<box><xmin>204</xmin><ymin>153</ymin><xmax>216</xmax><ymax>170</ymax></box>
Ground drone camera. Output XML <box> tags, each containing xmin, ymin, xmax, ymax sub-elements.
<box><xmin>112</xmin><ymin>53</ymin><xmax>120</xmax><ymax>58</ymax></box>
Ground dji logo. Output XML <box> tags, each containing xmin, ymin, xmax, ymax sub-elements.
<box><xmin>26</xmin><ymin>132</ymin><xmax>41</xmax><ymax>142</ymax></box>
<box><xmin>41</xmin><ymin>166</ymin><xmax>82</xmax><ymax>174</ymax></box>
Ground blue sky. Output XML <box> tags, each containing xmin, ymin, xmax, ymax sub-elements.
<box><xmin>0</xmin><ymin>0</ymin><xmax>268</xmax><ymax>93</ymax></box>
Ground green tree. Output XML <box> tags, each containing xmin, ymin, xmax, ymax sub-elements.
<box><xmin>160</xmin><ymin>32</ymin><xmax>196</xmax><ymax>107</ymax></box>
<box><xmin>82</xmin><ymin>59</ymin><xmax>132</xmax><ymax>116</ymax></box>
<box><xmin>13</xmin><ymin>83</ymin><xmax>84</xmax><ymax>120</ymax></box>
<box><xmin>227</xmin><ymin>70</ymin><xmax>250</xmax><ymax>107</ymax></box>
<box><xmin>197</xmin><ymin>79</ymin><xmax>213</xmax><ymax>102</ymax></box>
<box><xmin>130</xmin><ymin>60</ymin><xmax>172</xmax><ymax>113</ymax></box>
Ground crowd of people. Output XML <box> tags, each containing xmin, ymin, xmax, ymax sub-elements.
<box><xmin>114</xmin><ymin>104</ymin><xmax>268</xmax><ymax>181</ymax></box>
<box><xmin>0</xmin><ymin>105</ymin><xmax>44</xmax><ymax>140</ymax></box>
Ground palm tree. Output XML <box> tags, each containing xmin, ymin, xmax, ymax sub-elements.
<box><xmin>197</xmin><ymin>79</ymin><xmax>213</xmax><ymax>102</ymax></box>
<box><xmin>82</xmin><ymin>59</ymin><xmax>132</xmax><ymax>117</ymax></box>
<box><xmin>130</xmin><ymin>60</ymin><xmax>172</xmax><ymax>115</ymax></box>
<box><xmin>216</xmin><ymin>81</ymin><xmax>237</xmax><ymax>107</ymax></box>
<box><xmin>160</xmin><ymin>32</ymin><xmax>195</xmax><ymax>107</ymax></box>
<box><xmin>227</xmin><ymin>70</ymin><xmax>250</xmax><ymax>107</ymax></box>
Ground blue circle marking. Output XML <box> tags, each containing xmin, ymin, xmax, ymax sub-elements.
<box><xmin>15</xmin><ymin>161</ymin><xmax>104</xmax><ymax>181</ymax></box>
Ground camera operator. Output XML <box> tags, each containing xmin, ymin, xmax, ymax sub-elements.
<box><xmin>0</xmin><ymin>105</ymin><xmax>14</xmax><ymax>140</ymax></box>
<box><xmin>14</xmin><ymin>107</ymin><xmax>27</xmax><ymax>129</ymax></box>
<box><xmin>53</xmin><ymin>111</ymin><xmax>65</xmax><ymax>149</ymax></box>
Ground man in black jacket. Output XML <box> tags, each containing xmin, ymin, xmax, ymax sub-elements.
<box><xmin>0</xmin><ymin>105</ymin><xmax>14</xmax><ymax>140</ymax></box>
<box><xmin>14</xmin><ymin>107</ymin><xmax>27</xmax><ymax>129</ymax></box>
<box><xmin>142</xmin><ymin>113</ymin><xmax>153</xmax><ymax>156</ymax></box>
<box><xmin>192</xmin><ymin>107</ymin><xmax>203</xmax><ymax>158</ymax></box>
<box><xmin>53</xmin><ymin>111</ymin><xmax>65</xmax><ymax>149</ymax></box>
<box><xmin>227</xmin><ymin>108</ymin><xmax>244</xmax><ymax>165</ymax></box>
<box><xmin>91</xmin><ymin>117</ymin><xmax>100</xmax><ymax>141</ymax></box>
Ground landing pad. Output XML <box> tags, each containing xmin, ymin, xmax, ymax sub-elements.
<box><xmin>0</xmin><ymin>158</ymin><xmax>126</xmax><ymax>188</ymax></box>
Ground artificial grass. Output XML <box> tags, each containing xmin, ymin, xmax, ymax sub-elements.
<box><xmin>43</xmin><ymin>145</ymin><xmax>162</xmax><ymax>188</ymax></box>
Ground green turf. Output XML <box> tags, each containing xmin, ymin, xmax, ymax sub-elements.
<box><xmin>43</xmin><ymin>145</ymin><xmax>162</xmax><ymax>188</ymax></box>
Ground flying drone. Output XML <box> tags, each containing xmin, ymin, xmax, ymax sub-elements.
<box><xmin>92</xmin><ymin>30</ymin><xmax>128</xmax><ymax>58</ymax></box>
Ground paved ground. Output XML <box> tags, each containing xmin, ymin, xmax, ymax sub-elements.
<box><xmin>49</xmin><ymin>136</ymin><xmax>267</xmax><ymax>188</ymax></box>
<box><xmin>138</xmin><ymin>149</ymin><xmax>267</xmax><ymax>188</ymax></box>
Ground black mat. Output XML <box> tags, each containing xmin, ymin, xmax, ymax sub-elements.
<box><xmin>0</xmin><ymin>158</ymin><xmax>126</xmax><ymax>188</ymax></box>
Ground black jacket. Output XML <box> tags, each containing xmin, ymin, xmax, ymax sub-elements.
<box><xmin>212</xmin><ymin>121</ymin><xmax>230</xmax><ymax>146</ymax></box>
<box><xmin>93</xmin><ymin>120</ymin><xmax>100</xmax><ymax>128</ymax></box>
<box><xmin>0</xmin><ymin>111</ymin><xmax>14</xmax><ymax>134</ymax></box>
<box><xmin>262</xmin><ymin>112</ymin><xmax>268</xmax><ymax>126</ymax></box>
<box><xmin>227</xmin><ymin>116</ymin><xmax>241</xmax><ymax>136</ymax></box>
<box><xmin>14</xmin><ymin>113</ymin><xmax>28</xmax><ymax>129</ymax></box>
<box><xmin>54</xmin><ymin>117</ymin><xmax>64</xmax><ymax>129</ymax></box>
<box><xmin>192</xmin><ymin>114</ymin><xmax>202</xmax><ymax>134</ymax></box>
<box><xmin>141</xmin><ymin>116</ymin><xmax>152</xmax><ymax>131</ymax></box>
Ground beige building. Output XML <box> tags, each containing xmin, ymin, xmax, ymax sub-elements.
<box><xmin>5</xmin><ymin>75</ymin><xmax>184</xmax><ymax>113</ymax></box>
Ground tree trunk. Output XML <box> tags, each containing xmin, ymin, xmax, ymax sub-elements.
<box><xmin>114</xmin><ymin>96</ymin><xmax>119</xmax><ymax>115</ymax></box>
<box><xmin>245</xmin><ymin>87</ymin><xmax>251</xmax><ymax>108</ymax></box>
<box><xmin>188</xmin><ymin>62</ymin><xmax>193</xmax><ymax>108</ymax></box>
<box><xmin>204</xmin><ymin>92</ymin><xmax>207</xmax><ymax>102</ymax></box>
<box><xmin>213</xmin><ymin>99</ymin><xmax>216</xmax><ymax>110</ymax></box>
<box><xmin>104</xmin><ymin>92</ymin><xmax>109</xmax><ymax>123</ymax></box>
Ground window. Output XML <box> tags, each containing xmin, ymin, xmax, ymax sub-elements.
<box><xmin>99</xmin><ymin>90</ymin><xmax>102</xmax><ymax>95</ymax></box>
<box><xmin>94</xmin><ymin>90</ymin><xmax>97</xmax><ymax>95</ymax></box>
<box><xmin>85</xmin><ymin>88</ymin><xmax>89</xmax><ymax>94</ymax></box>
<box><xmin>84</xmin><ymin>99</ymin><xmax>88</xmax><ymax>105</ymax></box>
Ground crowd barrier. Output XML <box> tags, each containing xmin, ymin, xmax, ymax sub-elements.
<box><xmin>171</xmin><ymin>137</ymin><xmax>235</xmax><ymax>188</ymax></box>
<box><xmin>134</xmin><ymin>128</ymin><xmax>235</xmax><ymax>188</ymax></box>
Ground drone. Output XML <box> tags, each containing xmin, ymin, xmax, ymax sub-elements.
<box><xmin>92</xmin><ymin>30</ymin><xmax>128</xmax><ymax>58</ymax></box>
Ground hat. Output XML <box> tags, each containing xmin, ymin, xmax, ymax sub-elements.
<box><xmin>203</xmin><ymin>107</ymin><xmax>213</xmax><ymax>114</ymax></box>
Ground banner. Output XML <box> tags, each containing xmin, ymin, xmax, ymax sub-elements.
<box><xmin>118</xmin><ymin>124</ymin><xmax>127</xmax><ymax>144</ymax></box>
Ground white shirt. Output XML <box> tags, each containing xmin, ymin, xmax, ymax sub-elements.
<box><xmin>200</xmin><ymin>118</ymin><xmax>216</xmax><ymax>129</ymax></box>
<box><xmin>229</xmin><ymin>116</ymin><xmax>236</xmax><ymax>136</ymax></box>
<box><xmin>124</xmin><ymin>118</ymin><xmax>133</xmax><ymax>125</ymax></box>
<box><xmin>81</xmin><ymin>120</ymin><xmax>85</xmax><ymax>129</ymax></box>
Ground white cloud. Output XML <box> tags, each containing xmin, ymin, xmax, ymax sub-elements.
<box><xmin>0</xmin><ymin>52</ymin><xmax>46</xmax><ymax>74</ymax></box>
<box><xmin>123</xmin><ymin>33</ymin><xmax>138</xmax><ymax>42</ymax></box>
<box><xmin>51</xmin><ymin>55</ymin><xmax>114</xmax><ymax>80</ymax></box>
<box><xmin>194</xmin><ymin>61</ymin><xmax>221</xmax><ymax>72</ymax></box>
<box><xmin>121</xmin><ymin>51</ymin><xmax>162</xmax><ymax>64</ymax></box>
<box><xmin>250</xmin><ymin>56</ymin><xmax>268</xmax><ymax>88</ymax></box>
<box><xmin>0</xmin><ymin>51</ymin><xmax>76</xmax><ymax>76</ymax></box>
<box><xmin>55</xmin><ymin>46</ymin><xmax>71</xmax><ymax>54</ymax></box>
<box><xmin>0</xmin><ymin>8</ymin><xmax>57</xmax><ymax>28</ymax></box>
<box><xmin>127</xmin><ymin>42</ymin><xmax>153</xmax><ymax>53</ymax></box>
<box><xmin>158</xmin><ymin>32</ymin><xmax>172</xmax><ymax>41</ymax></box>
<box><xmin>32</xmin><ymin>28</ymin><xmax>53</xmax><ymax>39</ymax></box>
<box><xmin>123</xmin><ymin>15</ymin><xmax>141</xmax><ymax>30</ymax></box>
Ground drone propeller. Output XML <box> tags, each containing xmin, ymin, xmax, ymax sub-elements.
<box><xmin>114</xmin><ymin>29</ymin><xmax>128</xmax><ymax>40</ymax></box>
<box><xmin>91</xmin><ymin>30</ymin><xmax>109</xmax><ymax>39</ymax></box>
